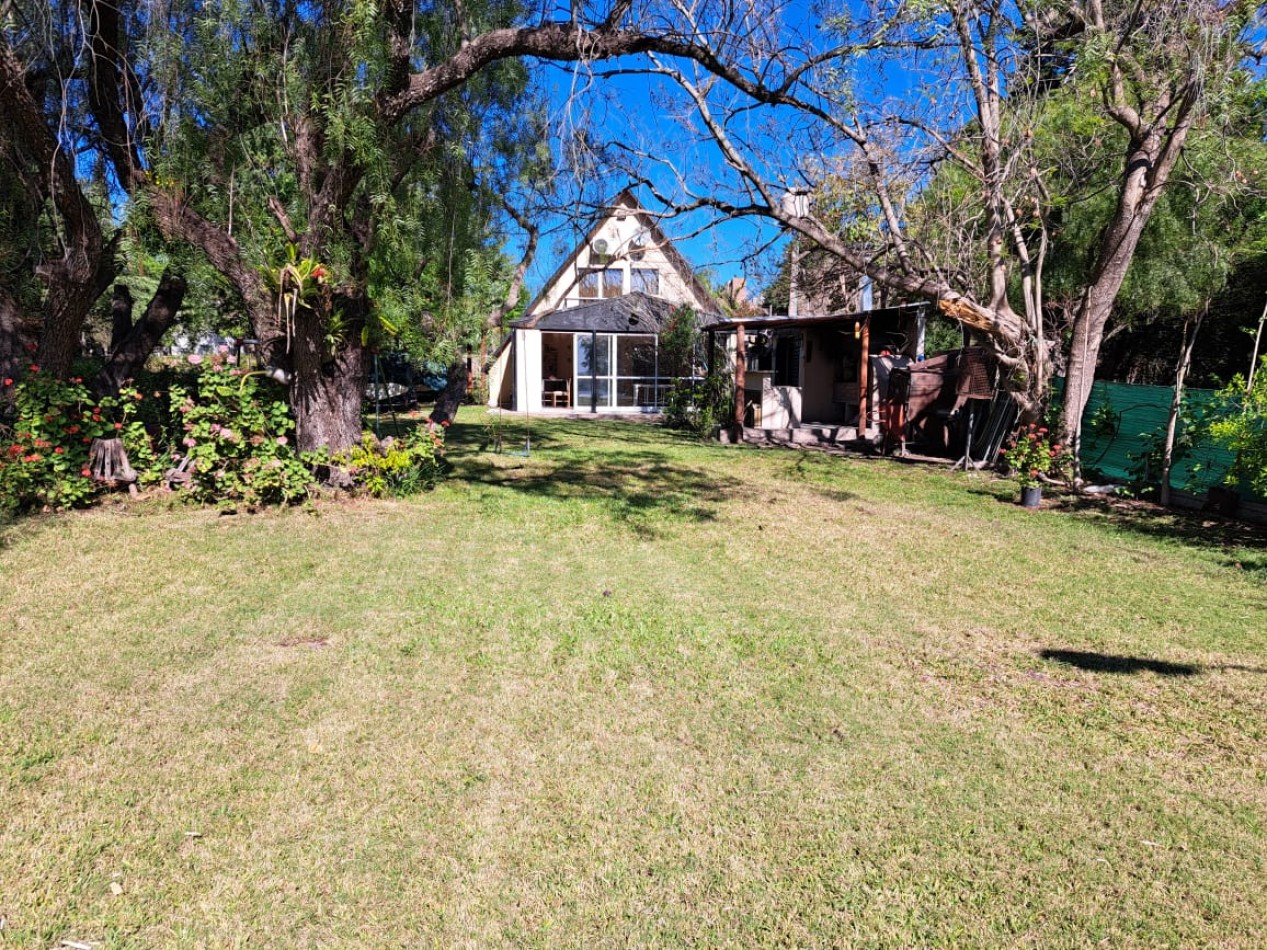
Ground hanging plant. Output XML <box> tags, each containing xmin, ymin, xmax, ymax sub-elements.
<box><xmin>262</xmin><ymin>244</ymin><xmax>330</xmax><ymax>353</ymax></box>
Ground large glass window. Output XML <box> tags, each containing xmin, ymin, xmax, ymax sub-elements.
<box><xmin>576</xmin><ymin>334</ymin><xmax>665</xmax><ymax>409</ymax></box>
<box><xmin>617</xmin><ymin>337</ymin><xmax>656</xmax><ymax>377</ymax></box>
<box><xmin>631</xmin><ymin>268</ymin><xmax>660</xmax><ymax>295</ymax></box>
<box><xmin>579</xmin><ymin>268</ymin><xmax>624</xmax><ymax>299</ymax></box>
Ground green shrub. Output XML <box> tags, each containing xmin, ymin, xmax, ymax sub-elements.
<box><xmin>1207</xmin><ymin>356</ymin><xmax>1267</xmax><ymax>496</ymax></box>
<box><xmin>663</xmin><ymin>373</ymin><xmax>733</xmax><ymax>437</ymax></box>
<box><xmin>168</xmin><ymin>353</ymin><xmax>314</xmax><ymax>506</ymax></box>
<box><xmin>335</xmin><ymin>426</ymin><xmax>446</xmax><ymax>498</ymax></box>
<box><xmin>0</xmin><ymin>367</ymin><xmax>150</xmax><ymax>512</ymax></box>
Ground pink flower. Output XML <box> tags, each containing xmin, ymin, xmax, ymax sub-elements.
<box><xmin>182</xmin><ymin>437</ymin><xmax>196</xmax><ymax>447</ymax></box>
<box><xmin>275</xmin><ymin>436</ymin><xmax>288</xmax><ymax>446</ymax></box>
<box><xmin>217</xmin><ymin>344</ymin><xmax>230</xmax><ymax>355</ymax></box>
<box><xmin>187</xmin><ymin>354</ymin><xmax>203</xmax><ymax>365</ymax></box>
<box><xmin>53</xmin><ymin>447</ymin><xmax>64</xmax><ymax>454</ymax></box>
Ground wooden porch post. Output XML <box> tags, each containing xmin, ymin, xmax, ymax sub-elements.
<box><xmin>707</xmin><ymin>329</ymin><xmax>716</xmax><ymax>378</ymax></box>
<box><xmin>734</xmin><ymin>324</ymin><xmax>747</xmax><ymax>436</ymax></box>
<box><xmin>858</xmin><ymin>317</ymin><xmax>870</xmax><ymax>436</ymax></box>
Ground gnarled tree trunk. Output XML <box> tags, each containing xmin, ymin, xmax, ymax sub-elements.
<box><xmin>95</xmin><ymin>273</ymin><xmax>188</xmax><ymax>397</ymax></box>
<box><xmin>289</xmin><ymin>291</ymin><xmax>366</xmax><ymax>453</ymax></box>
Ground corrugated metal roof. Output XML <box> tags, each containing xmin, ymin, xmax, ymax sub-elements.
<box><xmin>512</xmin><ymin>292</ymin><xmax>723</xmax><ymax>334</ymax></box>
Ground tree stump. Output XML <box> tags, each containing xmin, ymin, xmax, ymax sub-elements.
<box><xmin>165</xmin><ymin>455</ymin><xmax>196</xmax><ymax>490</ymax></box>
<box><xmin>88</xmin><ymin>438</ymin><xmax>139</xmax><ymax>497</ymax></box>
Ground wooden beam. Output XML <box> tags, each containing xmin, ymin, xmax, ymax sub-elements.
<box><xmin>734</xmin><ymin>324</ymin><xmax>746</xmax><ymax>435</ymax></box>
<box><xmin>858</xmin><ymin>317</ymin><xmax>870</xmax><ymax>436</ymax></box>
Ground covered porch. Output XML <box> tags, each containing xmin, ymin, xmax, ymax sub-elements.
<box><xmin>707</xmin><ymin>305</ymin><xmax>929</xmax><ymax>446</ymax></box>
<box><xmin>488</xmin><ymin>293</ymin><xmax>717</xmax><ymax>414</ymax></box>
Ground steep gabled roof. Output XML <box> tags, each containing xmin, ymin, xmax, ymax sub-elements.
<box><xmin>521</xmin><ymin>188</ymin><xmax>716</xmax><ymax>324</ymax></box>
<box><xmin>512</xmin><ymin>292</ymin><xmax>723</xmax><ymax>334</ymax></box>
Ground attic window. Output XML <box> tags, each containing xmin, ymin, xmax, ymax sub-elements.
<box><xmin>580</xmin><ymin>268</ymin><xmax>623</xmax><ymax>299</ymax></box>
<box><xmin>631</xmin><ymin>268</ymin><xmax>660</xmax><ymax>295</ymax></box>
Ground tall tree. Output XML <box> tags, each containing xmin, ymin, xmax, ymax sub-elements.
<box><xmin>70</xmin><ymin>0</ymin><xmax>820</xmax><ymax>452</ymax></box>
<box><xmin>0</xmin><ymin>1</ymin><xmax>188</xmax><ymax>388</ymax></box>
<box><xmin>581</xmin><ymin>0</ymin><xmax>1258</xmax><ymax>441</ymax></box>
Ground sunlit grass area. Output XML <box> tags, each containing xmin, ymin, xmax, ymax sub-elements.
<box><xmin>2</xmin><ymin>410</ymin><xmax>1265</xmax><ymax>947</ymax></box>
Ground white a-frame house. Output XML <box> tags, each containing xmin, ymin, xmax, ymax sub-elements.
<box><xmin>487</xmin><ymin>190</ymin><xmax>721</xmax><ymax>413</ymax></box>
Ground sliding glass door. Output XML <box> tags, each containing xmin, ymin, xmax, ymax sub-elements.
<box><xmin>575</xmin><ymin>333</ymin><xmax>613</xmax><ymax>409</ymax></box>
<box><xmin>576</xmin><ymin>333</ymin><xmax>662</xmax><ymax>410</ymax></box>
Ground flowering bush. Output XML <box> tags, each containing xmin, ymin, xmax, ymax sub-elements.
<box><xmin>334</xmin><ymin>426</ymin><xmax>446</xmax><ymax>498</ymax></box>
<box><xmin>168</xmin><ymin>351</ymin><xmax>314</xmax><ymax>506</ymax></box>
<box><xmin>0</xmin><ymin>369</ymin><xmax>150</xmax><ymax>512</ymax></box>
<box><xmin>1002</xmin><ymin>423</ymin><xmax>1068</xmax><ymax>489</ymax></box>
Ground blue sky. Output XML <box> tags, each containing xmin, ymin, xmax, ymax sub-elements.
<box><xmin>518</xmin><ymin>1</ymin><xmax>845</xmax><ymax>300</ymax></box>
<box><xmin>515</xmin><ymin>0</ymin><xmax>936</xmax><ymax>303</ymax></box>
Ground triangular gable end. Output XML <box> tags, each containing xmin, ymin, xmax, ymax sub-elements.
<box><xmin>522</xmin><ymin>190</ymin><xmax>715</xmax><ymax>325</ymax></box>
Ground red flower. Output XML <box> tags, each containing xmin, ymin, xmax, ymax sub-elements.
<box><xmin>66</xmin><ymin>425</ymin><xmax>79</xmax><ymax>434</ymax></box>
<box><xmin>114</xmin><ymin>422</ymin><xmax>123</xmax><ymax>430</ymax></box>
<box><xmin>7</xmin><ymin>445</ymin><xmax>21</xmax><ymax>455</ymax></box>
<box><xmin>28</xmin><ymin>364</ymin><xmax>39</xmax><ymax>372</ymax></box>
<box><xmin>53</xmin><ymin>446</ymin><xmax>64</xmax><ymax>454</ymax></box>
<box><xmin>440</xmin><ymin>419</ymin><xmax>451</xmax><ymax>428</ymax></box>
<box><xmin>2</xmin><ymin>378</ymin><xmax>12</xmax><ymax>386</ymax></box>
<box><xmin>71</xmin><ymin>377</ymin><xmax>82</xmax><ymax>384</ymax></box>
<box><xmin>81</xmin><ymin>467</ymin><xmax>92</xmax><ymax>477</ymax></box>
<box><xmin>82</xmin><ymin>436</ymin><xmax>92</xmax><ymax>443</ymax></box>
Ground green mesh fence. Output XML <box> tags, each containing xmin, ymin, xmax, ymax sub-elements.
<box><xmin>1061</xmin><ymin>378</ymin><xmax>1263</xmax><ymax>502</ymax></box>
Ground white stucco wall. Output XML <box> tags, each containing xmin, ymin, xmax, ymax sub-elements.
<box><xmin>526</xmin><ymin>200</ymin><xmax>707</xmax><ymax>316</ymax></box>
<box><xmin>511</xmin><ymin>329</ymin><xmax>544</xmax><ymax>413</ymax></box>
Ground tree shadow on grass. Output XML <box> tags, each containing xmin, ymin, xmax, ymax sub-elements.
<box><xmin>446</xmin><ymin>419</ymin><xmax>744</xmax><ymax>538</ymax></box>
<box><xmin>1039</xmin><ymin>649</ymin><xmax>1267</xmax><ymax>677</ymax></box>
<box><xmin>1039</xmin><ymin>649</ymin><xmax>1202</xmax><ymax>677</ymax></box>
<box><xmin>966</xmin><ymin>483</ymin><xmax>1267</xmax><ymax>579</ymax></box>
<box><xmin>1052</xmin><ymin>493</ymin><xmax>1267</xmax><ymax>578</ymax></box>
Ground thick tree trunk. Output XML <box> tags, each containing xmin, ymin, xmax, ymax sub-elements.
<box><xmin>109</xmin><ymin>284</ymin><xmax>134</xmax><ymax>353</ymax></box>
<box><xmin>95</xmin><ymin>273</ymin><xmax>187</xmax><ymax>397</ymax></box>
<box><xmin>428</xmin><ymin>357</ymin><xmax>469</xmax><ymax>426</ymax></box>
<box><xmin>1060</xmin><ymin>87</ymin><xmax>1198</xmax><ymax>467</ymax></box>
<box><xmin>290</xmin><ymin>293</ymin><xmax>366</xmax><ymax>453</ymax></box>
<box><xmin>0</xmin><ymin>287</ymin><xmax>24</xmax><ymax>408</ymax></box>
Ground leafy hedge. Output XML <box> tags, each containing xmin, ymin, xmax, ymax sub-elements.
<box><xmin>1</xmin><ymin>354</ymin><xmax>446</xmax><ymax>513</ymax></box>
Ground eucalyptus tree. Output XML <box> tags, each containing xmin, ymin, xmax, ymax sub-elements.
<box><xmin>582</xmin><ymin>0</ymin><xmax>1259</xmax><ymax>450</ymax></box>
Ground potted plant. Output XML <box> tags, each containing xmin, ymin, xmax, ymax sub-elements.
<box><xmin>1002</xmin><ymin>424</ymin><xmax>1065</xmax><ymax>508</ymax></box>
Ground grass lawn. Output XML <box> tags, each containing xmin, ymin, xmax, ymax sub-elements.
<box><xmin>2</xmin><ymin>410</ymin><xmax>1265</xmax><ymax>948</ymax></box>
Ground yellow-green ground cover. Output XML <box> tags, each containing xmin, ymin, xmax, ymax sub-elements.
<box><xmin>2</xmin><ymin>412</ymin><xmax>1264</xmax><ymax>947</ymax></box>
